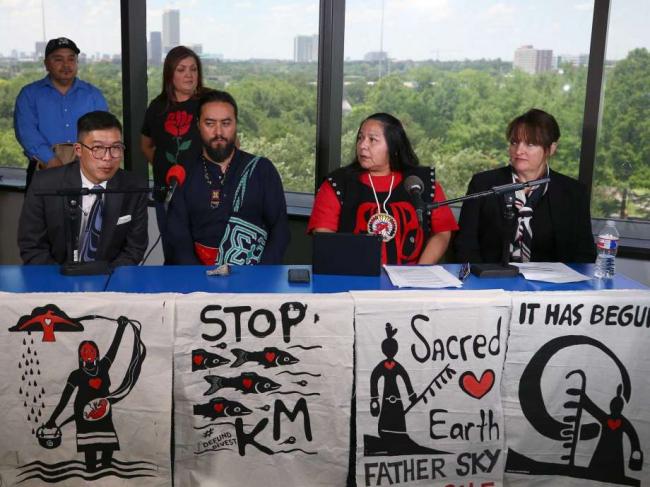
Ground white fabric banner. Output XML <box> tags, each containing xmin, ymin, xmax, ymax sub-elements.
<box><xmin>353</xmin><ymin>290</ymin><xmax>511</xmax><ymax>487</ymax></box>
<box><xmin>173</xmin><ymin>293</ymin><xmax>354</xmax><ymax>487</ymax></box>
<box><xmin>0</xmin><ymin>292</ymin><xmax>173</xmax><ymax>486</ymax></box>
<box><xmin>503</xmin><ymin>290</ymin><xmax>650</xmax><ymax>487</ymax></box>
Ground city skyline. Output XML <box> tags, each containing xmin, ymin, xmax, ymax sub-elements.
<box><xmin>0</xmin><ymin>0</ymin><xmax>647</xmax><ymax>61</ymax></box>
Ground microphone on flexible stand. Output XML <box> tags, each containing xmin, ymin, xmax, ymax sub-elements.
<box><xmin>403</xmin><ymin>175</ymin><xmax>426</xmax><ymax>226</ymax></box>
<box><xmin>164</xmin><ymin>165</ymin><xmax>187</xmax><ymax>210</ymax></box>
<box><xmin>422</xmin><ymin>175</ymin><xmax>550</xmax><ymax>278</ymax></box>
<box><xmin>35</xmin><ymin>185</ymin><xmax>156</xmax><ymax>275</ymax></box>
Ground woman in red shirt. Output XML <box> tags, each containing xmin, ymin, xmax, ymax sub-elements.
<box><xmin>308</xmin><ymin>113</ymin><xmax>458</xmax><ymax>265</ymax></box>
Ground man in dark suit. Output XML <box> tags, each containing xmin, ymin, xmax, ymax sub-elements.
<box><xmin>18</xmin><ymin>111</ymin><xmax>148</xmax><ymax>267</ymax></box>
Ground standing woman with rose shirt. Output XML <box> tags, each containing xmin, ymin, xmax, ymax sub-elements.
<box><xmin>141</xmin><ymin>46</ymin><xmax>211</xmax><ymax>262</ymax></box>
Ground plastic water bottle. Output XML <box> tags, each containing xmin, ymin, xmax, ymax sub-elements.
<box><xmin>594</xmin><ymin>220</ymin><xmax>619</xmax><ymax>279</ymax></box>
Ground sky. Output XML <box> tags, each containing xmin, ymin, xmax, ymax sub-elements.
<box><xmin>0</xmin><ymin>0</ymin><xmax>647</xmax><ymax>61</ymax></box>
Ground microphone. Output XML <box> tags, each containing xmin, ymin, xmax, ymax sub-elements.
<box><xmin>491</xmin><ymin>177</ymin><xmax>550</xmax><ymax>195</ymax></box>
<box><xmin>164</xmin><ymin>164</ymin><xmax>187</xmax><ymax>210</ymax></box>
<box><xmin>403</xmin><ymin>175</ymin><xmax>425</xmax><ymax>225</ymax></box>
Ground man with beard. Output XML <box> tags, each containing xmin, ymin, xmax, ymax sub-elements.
<box><xmin>14</xmin><ymin>37</ymin><xmax>108</xmax><ymax>188</ymax></box>
<box><xmin>166</xmin><ymin>90</ymin><xmax>290</xmax><ymax>265</ymax></box>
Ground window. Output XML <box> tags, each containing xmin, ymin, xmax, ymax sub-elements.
<box><xmin>145</xmin><ymin>0</ymin><xmax>319</xmax><ymax>193</ymax></box>
<box><xmin>593</xmin><ymin>0</ymin><xmax>650</xmax><ymax>222</ymax></box>
<box><xmin>342</xmin><ymin>0</ymin><xmax>594</xmax><ymax>200</ymax></box>
<box><xmin>0</xmin><ymin>0</ymin><xmax>122</xmax><ymax>169</ymax></box>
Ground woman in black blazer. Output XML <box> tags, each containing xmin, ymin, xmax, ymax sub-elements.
<box><xmin>454</xmin><ymin>109</ymin><xmax>596</xmax><ymax>264</ymax></box>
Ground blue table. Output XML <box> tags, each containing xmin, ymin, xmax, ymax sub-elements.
<box><xmin>104</xmin><ymin>264</ymin><xmax>647</xmax><ymax>293</ymax></box>
<box><xmin>0</xmin><ymin>264</ymin><xmax>644</xmax><ymax>294</ymax></box>
<box><xmin>0</xmin><ymin>265</ymin><xmax>110</xmax><ymax>292</ymax></box>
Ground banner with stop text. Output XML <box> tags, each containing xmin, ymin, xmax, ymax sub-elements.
<box><xmin>0</xmin><ymin>292</ymin><xmax>173</xmax><ymax>486</ymax></box>
<box><xmin>352</xmin><ymin>290</ymin><xmax>511</xmax><ymax>487</ymax></box>
<box><xmin>173</xmin><ymin>293</ymin><xmax>354</xmax><ymax>487</ymax></box>
<box><xmin>503</xmin><ymin>290</ymin><xmax>650</xmax><ymax>487</ymax></box>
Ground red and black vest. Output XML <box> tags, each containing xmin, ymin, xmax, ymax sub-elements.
<box><xmin>328</xmin><ymin>165</ymin><xmax>434</xmax><ymax>265</ymax></box>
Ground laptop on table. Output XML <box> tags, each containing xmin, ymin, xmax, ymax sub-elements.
<box><xmin>312</xmin><ymin>233</ymin><xmax>382</xmax><ymax>276</ymax></box>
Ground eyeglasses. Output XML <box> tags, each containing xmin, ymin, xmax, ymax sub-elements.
<box><xmin>80</xmin><ymin>142</ymin><xmax>125</xmax><ymax>159</ymax></box>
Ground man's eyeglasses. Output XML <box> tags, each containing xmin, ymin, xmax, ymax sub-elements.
<box><xmin>80</xmin><ymin>142</ymin><xmax>125</xmax><ymax>159</ymax></box>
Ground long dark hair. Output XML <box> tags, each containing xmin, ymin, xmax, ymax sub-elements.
<box><xmin>157</xmin><ymin>45</ymin><xmax>206</xmax><ymax>106</ymax></box>
<box><xmin>349</xmin><ymin>113</ymin><xmax>420</xmax><ymax>172</ymax></box>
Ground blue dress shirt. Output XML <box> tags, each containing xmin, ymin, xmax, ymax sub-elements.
<box><xmin>14</xmin><ymin>76</ymin><xmax>108</xmax><ymax>164</ymax></box>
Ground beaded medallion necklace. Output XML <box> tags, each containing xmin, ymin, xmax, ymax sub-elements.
<box><xmin>202</xmin><ymin>157</ymin><xmax>230</xmax><ymax>209</ymax></box>
<box><xmin>366</xmin><ymin>173</ymin><xmax>397</xmax><ymax>242</ymax></box>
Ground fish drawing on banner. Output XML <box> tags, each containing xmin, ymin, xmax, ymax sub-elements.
<box><xmin>190</xmin><ymin>300</ymin><xmax>322</xmax><ymax>458</ymax></box>
<box><xmin>230</xmin><ymin>346</ymin><xmax>299</xmax><ymax>368</ymax></box>
<box><xmin>364</xmin><ymin>323</ymin><xmax>452</xmax><ymax>457</ymax></box>
<box><xmin>8</xmin><ymin>307</ymin><xmax>155</xmax><ymax>482</ymax></box>
<box><xmin>506</xmin><ymin>335</ymin><xmax>644</xmax><ymax>486</ymax></box>
<box><xmin>193</xmin><ymin>397</ymin><xmax>253</xmax><ymax>419</ymax></box>
<box><xmin>203</xmin><ymin>372</ymin><xmax>281</xmax><ymax>395</ymax></box>
<box><xmin>192</xmin><ymin>348</ymin><xmax>231</xmax><ymax>371</ymax></box>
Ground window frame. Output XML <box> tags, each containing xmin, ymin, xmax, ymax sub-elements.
<box><xmin>2</xmin><ymin>0</ymin><xmax>648</xmax><ymax>256</ymax></box>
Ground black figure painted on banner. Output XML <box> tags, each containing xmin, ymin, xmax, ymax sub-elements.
<box><xmin>44</xmin><ymin>319</ymin><xmax>127</xmax><ymax>472</ymax></box>
<box><xmin>365</xmin><ymin>323</ymin><xmax>447</xmax><ymax>456</ymax></box>
<box><xmin>581</xmin><ymin>384</ymin><xmax>643</xmax><ymax>481</ymax></box>
<box><xmin>370</xmin><ymin>323</ymin><xmax>416</xmax><ymax>436</ymax></box>
<box><xmin>506</xmin><ymin>335</ymin><xmax>644</xmax><ymax>487</ymax></box>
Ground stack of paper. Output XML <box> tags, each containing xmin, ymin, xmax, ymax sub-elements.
<box><xmin>513</xmin><ymin>262</ymin><xmax>591</xmax><ymax>283</ymax></box>
<box><xmin>384</xmin><ymin>265</ymin><xmax>463</xmax><ymax>288</ymax></box>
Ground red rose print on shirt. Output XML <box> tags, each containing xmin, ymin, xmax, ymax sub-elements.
<box><xmin>163</xmin><ymin>110</ymin><xmax>194</xmax><ymax>166</ymax></box>
<box><xmin>164</xmin><ymin>111</ymin><xmax>193</xmax><ymax>137</ymax></box>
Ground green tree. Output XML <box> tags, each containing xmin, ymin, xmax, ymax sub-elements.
<box><xmin>596</xmin><ymin>48</ymin><xmax>650</xmax><ymax>219</ymax></box>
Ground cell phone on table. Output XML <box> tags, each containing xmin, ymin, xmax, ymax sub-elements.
<box><xmin>288</xmin><ymin>268</ymin><xmax>311</xmax><ymax>284</ymax></box>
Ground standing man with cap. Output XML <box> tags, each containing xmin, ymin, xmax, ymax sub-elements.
<box><xmin>14</xmin><ymin>37</ymin><xmax>108</xmax><ymax>188</ymax></box>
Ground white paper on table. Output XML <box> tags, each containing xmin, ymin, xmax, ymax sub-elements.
<box><xmin>512</xmin><ymin>262</ymin><xmax>591</xmax><ymax>283</ymax></box>
<box><xmin>383</xmin><ymin>265</ymin><xmax>462</xmax><ymax>288</ymax></box>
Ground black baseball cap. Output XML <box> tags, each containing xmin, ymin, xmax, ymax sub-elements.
<box><xmin>45</xmin><ymin>37</ymin><xmax>80</xmax><ymax>58</ymax></box>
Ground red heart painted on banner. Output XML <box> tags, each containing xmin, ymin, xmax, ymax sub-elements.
<box><xmin>459</xmin><ymin>370</ymin><xmax>494</xmax><ymax>399</ymax></box>
<box><xmin>89</xmin><ymin>378</ymin><xmax>102</xmax><ymax>390</ymax></box>
<box><xmin>242</xmin><ymin>378</ymin><xmax>253</xmax><ymax>389</ymax></box>
<box><xmin>213</xmin><ymin>403</ymin><xmax>224</xmax><ymax>413</ymax></box>
<box><xmin>193</xmin><ymin>354</ymin><xmax>204</xmax><ymax>366</ymax></box>
<box><xmin>265</xmin><ymin>352</ymin><xmax>276</xmax><ymax>363</ymax></box>
<box><xmin>384</xmin><ymin>360</ymin><xmax>396</xmax><ymax>370</ymax></box>
<box><xmin>607</xmin><ymin>419</ymin><xmax>622</xmax><ymax>431</ymax></box>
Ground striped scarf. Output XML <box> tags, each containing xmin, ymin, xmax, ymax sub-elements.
<box><xmin>509</xmin><ymin>168</ymin><xmax>549</xmax><ymax>262</ymax></box>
